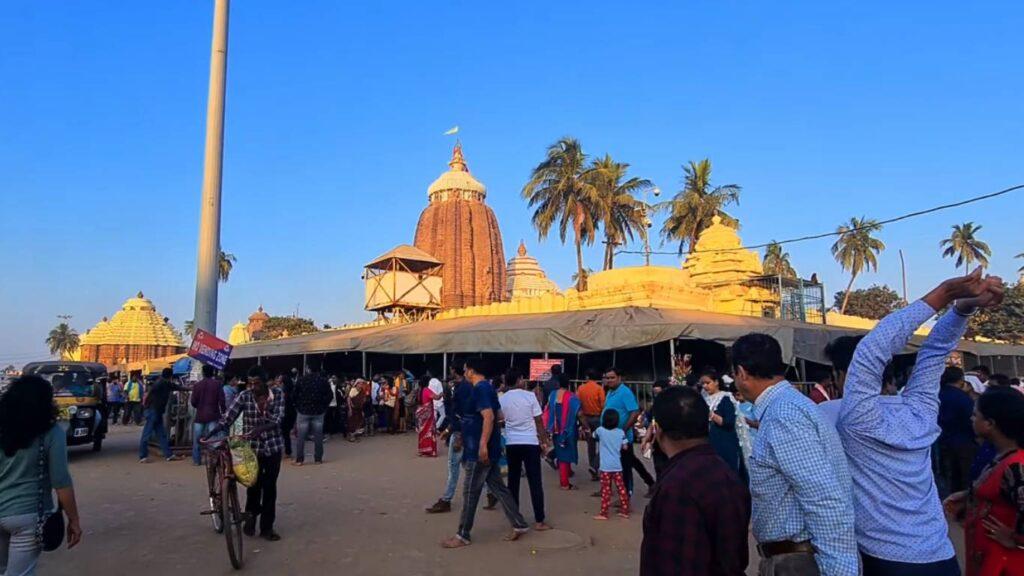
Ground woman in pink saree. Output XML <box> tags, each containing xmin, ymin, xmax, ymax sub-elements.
<box><xmin>416</xmin><ymin>377</ymin><xmax>438</xmax><ymax>457</ymax></box>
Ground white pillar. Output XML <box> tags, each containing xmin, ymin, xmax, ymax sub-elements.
<box><xmin>192</xmin><ymin>0</ymin><xmax>230</xmax><ymax>342</ymax></box>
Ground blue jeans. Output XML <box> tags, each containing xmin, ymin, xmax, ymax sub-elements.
<box><xmin>139</xmin><ymin>408</ymin><xmax>172</xmax><ymax>460</ymax></box>
<box><xmin>0</xmin><ymin>513</ymin><xmax>41</xmax><ymax>576</ymax></box>
<box><xmin>860</xmin><ymin>553</ymin><xmax>960</xmax><ymax>576</ymax></box>
<box><xmin>294</xmin><ymin>413</ymin><xmax>325</xmax><ymax>463</ymax></box>
<box><xmin>442</xmin><ymin>433</ymin><xmax>463</xmax><ymax>502</ymax></box>
<box><xmin>192</xmin><ymin>421</ymin><xmax>220</xmax><ymax>465</ymax></box>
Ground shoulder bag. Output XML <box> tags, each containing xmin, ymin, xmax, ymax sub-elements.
<box><xmin>37</xmin><ymin>434</ymin><xmax>65</xmax><ymax>551</ymax></box>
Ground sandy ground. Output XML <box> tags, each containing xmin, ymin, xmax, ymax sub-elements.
<box><xmin>38</xmin><ymin>426</ymin><xmax>965</xmax><ymax>576</ymax></box>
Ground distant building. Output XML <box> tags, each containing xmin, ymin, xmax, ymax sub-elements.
<box><xmin>246</xmin><ymin>306</ymin><xmax>270</xmax><ymax>339</ymax></box>
<box><xmin>77</xmin><ymin>292</ymin><xmax>185</xmax><ymax>367</ymax></box>
<box><xmin>506</xmin><ymin>241</ymin><xmax>560</xmax><ymax>300</ymax></box>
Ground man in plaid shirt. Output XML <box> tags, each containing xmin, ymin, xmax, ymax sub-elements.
<box><xmin>641</xmin><ymin>386</ymin><xmax>751</xmax><ymax>576</ymax></box>
<box><xmin>211</xmin><ymin>366</ymin><xmax>285</xmax><ymax>541</ymax></box>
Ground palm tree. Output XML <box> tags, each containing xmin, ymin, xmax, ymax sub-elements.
<box><xmin>218</xmin><ymin>251</ymin><xmax>236</xmax><ymax>283</ymax></box>
<box><xmin>522</xmin><ymin>137</ymin><xmax>600</xmax><ymax>290</ymax></box>
<box><xmin>940</xmin><ymin>222</ymin><xmax>991</xmax><ymax>272</ymax></box>
<box><xmin>831</xmin><ymin>217</ymin><xmax>886</xmax><ymax>314</ymax></box>
<box><xmin>763</xmin><ymin>241</ymin><xmax>797</xmax><ymax>278</ymax></box>
<box><xmin>656</xmin><ymin>158</ymin><xmax>741</xmax><ymax>255</ymax></box>
<box><xmin>183</xmin><ymin>320</ymin><xmax>196</xmax><ymax>338</ymax></box>
<box><xmin>46</xmin><ymin>323</ymin><xmax>80</xmax><ymax>358</ymax></box>
<box><xmin>1017</xmin><ymin>252</ymin><xmax>1024</xmax><ymax>273</ymax></box>
<box><xmin>586</xmin><ymin>154</ymin><xmax>653</xmax><ymax>270</ymax></box>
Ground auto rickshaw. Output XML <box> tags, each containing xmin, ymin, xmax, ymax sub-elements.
<box><xmin>22</xmin><ymin>361</ymin><xmax>108</xmax><ymax>451</ymax></box>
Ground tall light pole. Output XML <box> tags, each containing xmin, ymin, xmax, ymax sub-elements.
<box><xmin>192</xmin><ymin>0</ymin><xmax>230</xmax><ymax>343</ymax></box>
<box><xmin>638</xmin><ymin>187</ymin><xmax>661</xmax><ymax>266</ymax></box>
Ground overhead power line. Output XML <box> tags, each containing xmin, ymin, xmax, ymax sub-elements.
<box><xmin>619</xmin><ymin>183</ymin><xmax>1024</xmax><ymax>256</ymax></box>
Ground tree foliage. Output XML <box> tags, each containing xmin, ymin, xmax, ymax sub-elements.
<box><xmin>586</xmin><ymin>154</ymin><xmax>652</xmax><ymax>270</ymax></box>
<box><xmin>940</xmin><ymin>222</ymin><xmax>990</xmax><ymax>271</ymax></box>
<box><xmin>253</xmin><ymin>316</ymin><xmax>319</xmax><ymax>341</ymax></box>
<box><xmin>763</xmin><ymin>241</ymin><xmax>797</xmax><ymax>278</ymax></box>
<box><xmin>219</xmin><ymin>251</ymin><xmax>237</xmax><ymax>283</ymax></box>
<box><xmin>46</xmin><ymin>323</ymin><xmax>80</xmax><ymax>358</ymax></box>
<box><xmin>968</xmin><ymin>282</ymin><xmax>1024</xmax><ymax>344</ymax></box>
<box><xmin>656</xmin><ymin>158</ymin><xmax>741</xmax><ymax>255</ymax></box>
<box><xmin>831</xmin><ymin>217</ymin><xmax>886</xmax><ymax>314</ymax></box>
<box><xmin>832</xmin><ymin>284</ymin><xmax>903</xmax><ymax>320</ymax></box>
<box><xmin>522</xmin><ymin>137</ymin><xmax>599</xmax><ymax>290</ymax></box>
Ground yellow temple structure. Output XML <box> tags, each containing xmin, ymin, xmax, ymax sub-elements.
<box><xmin>77</xmin><ymin>292</ymin><xmax>185</xmax><ymax>367</ymax></box>
<box><xmin>505</xmin><ymin>241</ymin><xmax>560</xmax><ymax>300</ymax></box>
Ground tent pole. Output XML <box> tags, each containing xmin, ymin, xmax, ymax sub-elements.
<box><xmin>361</xmin><ymin>351</ymin><xmax>367</xmax><ymax>378</ymax></box>
<box><xmin>669</xmin><ymin>338</ymin><xmax>676</xmax><ymax>381</ymax></box>
<box><xmin>510</xmin><ymin>352</ymin><xmax>514</xmax><ymax>367</ymax></box>
<box><xmin>302</xmin><ymin>354</ymin><xmax>307</xmax><ymax>374</ymax></box>
<box><xmin>443</xmin><ymin>352</ymin><xmax>447</xmax><ymax>377</ymax></box>
<box><xmin>799</xmin><ymin>358</ymin><xmax>807</xmax><ymax>383</ymax></box>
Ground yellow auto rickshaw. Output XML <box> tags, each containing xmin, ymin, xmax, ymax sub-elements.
<box><xmin>22</xmin><ymin>361</ymin><xmax>109</xmax><ymax>451</ymax></box>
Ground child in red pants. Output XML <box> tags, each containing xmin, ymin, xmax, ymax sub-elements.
<box><xmin>593</xmin><ymin>410</ymin><xmax>630</xmax><ymax>519</ymax></box>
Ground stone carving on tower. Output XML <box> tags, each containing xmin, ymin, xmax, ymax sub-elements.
<box><xmin>413</xmin><ymin>143</ymin><xmax>507</xmax><ymax>309</ymax></box>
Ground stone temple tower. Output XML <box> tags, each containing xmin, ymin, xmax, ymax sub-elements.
<box><xmin>413</xmin><ymin>143</ymin><xmax>507</xmax><ymax>309</ymax></box>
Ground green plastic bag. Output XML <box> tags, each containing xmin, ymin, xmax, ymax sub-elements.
<box><xmin>229</xmin><ymin>438</ymin><xmax>258</xmax><ymax>487</ymax></box>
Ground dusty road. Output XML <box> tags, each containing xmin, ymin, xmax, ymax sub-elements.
<box><xmin>38</xmin><ymin>427</ymin><xmax>965</xmax><ymax>576</ymax></box>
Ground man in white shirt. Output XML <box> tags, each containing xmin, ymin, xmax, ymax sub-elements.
<box><xmin>428</xmin><ymin>375</ymin><xmax>445</xmax><ymax>425</ymax></box>
<box><xmin>498</xmin><ymin>368</ymin><xmax>552</xmax><ymax>531</ymax></box>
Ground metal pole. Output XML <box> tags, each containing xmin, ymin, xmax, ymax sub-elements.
<box><xmin>669</xmin><ymin>338</ymin><xmax>676</xmax><ymax>382</ymax></box>
<box><xmin>777</xmin><ymin>274</ymin><xmax>784</xmax><ymax>320</ymax></box>
<box><xmin>442</xmin><ymin>352</ymin><xmax>447</xmax><ymax>377</ymax></box>
<box><xmin>191</xmin><ymin>0</ymin><xmax>230</xmax><ymax>369</ymax></box>
<box><xmin>361</xmin><ymin>351</ymin><xmax>367</xmax><ymax>378</ymax></box>
<box><xmin>302</xmin><ymin>354</ymin><xmax>307</xmax><ymax>374</ymax></box>
<box><xmin>899</xmin><ymin>249</ymin><xmax>909</xmax><ymax>303</ymax></box>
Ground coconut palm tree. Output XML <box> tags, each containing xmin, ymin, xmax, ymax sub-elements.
<box><xmin>522</xmin><ymin>137</ymin><xmax>600</xmax><ymax>290</ymax></box>
<box><xmin>586</xmin><ymin>154</ymin><xmax>653</xmax><ymax>270</ymax></box>
<box><xmin>831</xmin><ymin>217</ymin><xmax>886</xmax><ymax>314</ymax></box>
<box><xmin>46</xmin><ymin>323</ymin><xmax>80</xmax><ymax>358</ymax></box>
<box><xmin>183</xmin><ymin>320</ymin><xmax>196</xmax><ymax>338</ymax></box>
<box><xmin>218</xmin><ymin>251</ymin><xmax>236</xmax><ymax>283</ymax></box>
<box><xmin>763</xmin><ymin>241</ymin><xmax>797</xmax><ymax>278</ymax></box>
<box><xmin>656</xmin><ymin>158</ymin><xmax>741</xmax><ymax>255</ymax></box>
<box><xmin>1017</xmin><ymin>252</ymin><xmax>1024</xmax><ymax>273</ymax></box>
<box><xmin>940</xmin><ymin>222</ymin><xmax>991</xmax><ymax>272</ymax></box>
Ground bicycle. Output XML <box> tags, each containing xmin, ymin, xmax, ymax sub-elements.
<box><xmin>200</xmin><ymin>434</ymin><xmax>250</xmax><ymax>569</ymax></box>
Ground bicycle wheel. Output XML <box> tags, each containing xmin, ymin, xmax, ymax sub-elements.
<box><xmin>206</xmin><ymin>459</ymin><xmax>224</xmax><ymax>533</ymax></box>
<box><xmin>223</xmin><ymin>479</ymin><xmax>244</xmax><ymax>569</ymax></box>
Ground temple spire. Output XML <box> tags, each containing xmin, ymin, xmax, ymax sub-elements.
<box><xmin>448</xmin><ymin>140</ymin><xmax>468</xmax><ymax>172</ymax></box>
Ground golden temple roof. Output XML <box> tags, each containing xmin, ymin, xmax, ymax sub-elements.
<box><xmin>228</xmin><ymin>322</ymin><xmax>251</xmax><ymax>346</ymax></box>
<box><xmin>79</xmin><ymin>292</ymin><xmax>185</xmax><ymax>347</ymax></box>
<box><xmin>427</xmin><ymin>142</ymin><xmax>486</xmax><ymax>201</ymax></box>
<box><xmin>682</xmin><ymin>216</ymin><xmax>763</xmax><ymax>285</ymax></box>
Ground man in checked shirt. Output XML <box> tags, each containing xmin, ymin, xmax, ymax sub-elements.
<box><xmin>838</xmin><ymin>268</ymin><xmax>1004</xmax><ymax>576</ymax></box>
<box><xmin>733</xmin><ymin>332</ymin><xmax>858</xmax><ymax>576</ymax></box>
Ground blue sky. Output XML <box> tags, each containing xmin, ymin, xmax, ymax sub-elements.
<box><xmin>2</xmin><ymin>1</ymin><xmax>1022</xmax><ymax>366</ymax></box>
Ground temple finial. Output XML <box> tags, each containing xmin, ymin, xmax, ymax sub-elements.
<box><xmin>449</xmin><ymin>140</ymin><xmax>468</xmax><ymax>172</ymax></box>
<box><xmin>517</xmin><ymin>240</ymin><xmax>527</xmax><ymax>257</ymax></box>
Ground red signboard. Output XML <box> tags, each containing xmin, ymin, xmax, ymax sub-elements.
<box><xmin>529</xmin><ymin>358</ymin><xmax>564</xmax><ymax>381</ymax></box>
<box><xmin>187</xmin><ymin>329</ymin><xmax>234</xmax><ymax>371</ymax></box>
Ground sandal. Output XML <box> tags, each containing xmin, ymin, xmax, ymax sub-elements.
<box><xmin>441</xmin><ymin>535</ymin><xmax>471</xmax><ymax>549</ymax></box>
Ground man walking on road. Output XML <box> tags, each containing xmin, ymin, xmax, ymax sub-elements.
<box><xmin>426</xmin><ymin>367</ymin><xmax>473</xmax><ymax>514</ymax></box>
<box><xmin>441</xmin><ymin>358</ymin><xmax>529</xmax><ymax>548</ymax></box>
<box><xmin>139</xmin><ymin>368</ymin><xmax>184</xmax><ymax>463</ymax></box>
<box><xmin>576</xmin><ymin>369</ymin><xmax>605</xmax><ymax>479</ymax></box>
<box><xmin>190</xmin><ymin>364</ymin><xmax>225</xmax><ymax>466</ymax></box>
<box><xmin>291</xmin><ymin>370</ymin><xmax>333</xmax><ymax>465</ymax></box>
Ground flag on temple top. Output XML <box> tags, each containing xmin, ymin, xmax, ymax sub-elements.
<box><xmin>443</xmin><ymin>126</ymin><xmax>459</xmax><ymax>136</ymax></box>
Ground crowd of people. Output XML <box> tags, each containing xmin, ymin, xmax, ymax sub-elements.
<box><xmin>2</xmin><ymin>269</ymin><xmax>1023</xmax><ymax>575</ymax></box>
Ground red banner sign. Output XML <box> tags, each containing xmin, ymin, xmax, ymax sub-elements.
<box><xmin>528</xmin><ymin>358</ymin><xmax>564</xmax><ymax>381</ymax></box>
<box><xmin>187</xmin><ymin>329</ymin><xmax>233</xmax><ymax>371</ymax></box>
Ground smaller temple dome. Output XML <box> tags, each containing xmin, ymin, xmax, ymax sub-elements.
<box><xmin>246</xmin><ymin>306</ymin><xmax>270</xmax><ymax>338</ymax></box>
<box><xmin>506</xmin><ymin>241</ymin><xmax>560</xmax><ymax>300</ymax></box>
<box><xmin>682</xmin><ymin>215</ymin><xmax>763</xmax><ymax>285</ymax></box>
<box><xmin>228</xmin><ymin>322</ymin><xmax>251</xmax><ymax>346</ymax></box>
<box><xmin>427</xmin><ymin>142</ymin><xmax>486</xmax><ymax>202</ymax></box>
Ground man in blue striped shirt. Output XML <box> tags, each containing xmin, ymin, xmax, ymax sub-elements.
<box><xmin>838</xmin><ymin>269</ymin><xmax>1004</xmax><ymax>575</ymax></box>
<box><xmin>733</xmin><ymin>333</ymin><xmax>858</xmax><ymax>576</ymax></box>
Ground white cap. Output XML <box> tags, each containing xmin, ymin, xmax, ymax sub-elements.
<box><xmin>964</xmin><ymin>374</ymin><xmax>986</xmax><ymax>395</ymax></box>
<box><xmin>722</xmin><ymin>374</ymin><xmax>735</xmax><ymax>385</ymax></box>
